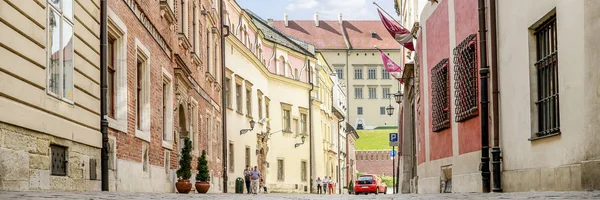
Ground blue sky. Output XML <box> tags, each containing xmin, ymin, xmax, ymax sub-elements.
<box><xmin>236</xmin><ymin>0</ymin><xmax>398</xmax><ymax>20</ymax></box>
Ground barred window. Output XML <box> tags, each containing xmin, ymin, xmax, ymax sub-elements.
<box><xmin>534</xmin><ymin>14</ymin><xmax>560</xmax><ymax>137</ymax></box>
<box><xmin>454</xmin><ymin>34</ymin><xmax>479</xmax><ymax>122</ymax></box>
<box><xmin>431</xmin><ymin>58</ymin><xmax>450</xmax><ymax>132</ymax></box>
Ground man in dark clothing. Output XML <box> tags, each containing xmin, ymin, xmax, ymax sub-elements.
<box><xmin>244</xmin><ymin>165</ymin><xmax>251</xmax><ymax>194</ymax></box>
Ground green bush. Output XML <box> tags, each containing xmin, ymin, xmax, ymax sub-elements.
<box><xmin>374</xmin><ymin>126</ymin><xmax>398</xmax><ymax>130</ymax></box>
<box><xmin>196</xmin><ymin>150</ymin><xmax>210</xmax><ymax>182</ymax></box>
<box><xmin>380</xmin><ymin>176</ymin><xmax>393</xmax><ymax>187</ymax></box>
<box><xmin>176</xmin><ymin>138</ymin><xmax>193</xmax><ymax>180</ymax></box>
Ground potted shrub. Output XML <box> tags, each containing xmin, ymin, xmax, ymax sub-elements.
<box><xmin>195</xmin><ymin>150</ymin><xmax>210</xmax><ymax>193</ymax></box>
<box><xmin>175</xmin><ymin>138</ymin><xmax>193</xmax><ymax>194</ymax></box>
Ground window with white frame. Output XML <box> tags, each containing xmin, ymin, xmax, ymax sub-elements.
<box><xmin>47</xmin><ymin>0</ymin><xmax>74</xmax><ymax>101</ymax></box>
<box><xmin>383</xmin><ymin>87</ymin><xmax>391</xmax><ymax>99</ymax></box>
<box><xmin>368</xmin><ymin>87</ymin><xmax>377</xmax><ymax>99</ymax></box>
<box><xmin>354</xmin><ymin>87</ymin><xmax>363</xmax><ymax>99</ymax></box>
<box><xmin>191</xmin><ymin>101</ymin><xmax>199</xmax><ymax>153</ymax></box>
<box><xmin>336</xmin><ymin>68</ymin><xmax>344</xmax><ymax>79</ymax></box>
<box><xmin>106</xmin><ymin>10</ymin><xmax>129</xmax><ymax>133</ymax></box>
<box><xmin>380</xmin><ymin>106</ymin><xmax>386</xmax><ymax>115</ymax></box>
<box><xmin>357</xmin><ymin>107</ymin><xmax>363</xmax><ymax>115</ymax></box>
<box><xmin>382</xmin><ymin>69</ymin><xmax>391</xmax><ymax>79</ymax></box>
<box><xmin>135</xmin><ymin>39</ymin><xmax>151</xmax><ymax>142</ymax></box>
<box><xmin>300</xmin><ymin>113</ymin><xmax>307</xmax><ymax>134</ymax></box>
<box><xmin>368</xmin><ymin>68</ymin><xmax>377</xmax><ymax>79</ymax></box>
<box><xmin>162</xmin><ymin>70</ymin><xmax>174</xmax><ymax>142</ymax></box>
<box><xmin>277</xmin><ymin>159</ymin><xmax>285</xmax><ymax>181</ymax></box>
<box><xmin>178</xmin><ymin>0</ymin><xmax>188</xmax><ymax>36</ymax></box>
<box><xmin>354</xmin><ymin>68</ymin><xmax>363</xmax><ymax>79</ymax></box>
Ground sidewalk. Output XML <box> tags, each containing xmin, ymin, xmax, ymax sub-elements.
<box><xmin>1</xmin><ymin>191</ymin><xmax>600</xmax><ymax>200</ymax></box>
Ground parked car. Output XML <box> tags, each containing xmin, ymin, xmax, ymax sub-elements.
<box><xmin>354</xmin><ymin>174</ymin><xmax>387</xmax><ymax>195</ymax></box>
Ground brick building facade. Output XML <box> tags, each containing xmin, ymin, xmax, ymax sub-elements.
<box><xmin>355</xmin><ymin>150</ymin><xmax>395</xmax><ymax>177</ymax></box>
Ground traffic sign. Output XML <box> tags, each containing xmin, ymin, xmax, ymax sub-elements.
<box><xmin>390</xmin><ymin>149</ymin><xmax>397</xmax><ymax>157</ymax></box>
<box><xmin>389</xmin><ymin>133</ymin><xmax>399</xmax><ymax>146</ymax></box>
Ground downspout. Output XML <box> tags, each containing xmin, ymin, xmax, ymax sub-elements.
<box><xmin>220</xmin><ymin>0</ymin><xmax>229</xmax><ymax>193</ymax></box>
<box><xmin>490</xmin><ymin>0</ymin><xmax>502</xmax><ymax>192</ymax></box>
<box><xmin>336</xmin><ymin>88</ymin><xmax>343</xmax><ymax>195</ymax></box>
<box><xmin>478</xmin><ymin>0</ymin><xmax>491</xmax><ymax>193</ymax></box>
<box><xmin>308</xmin><ymin>59</ymin><xmax>314</xmax><ymax>193</ymax></box>
<box><xmin>100</xmin><ymin>0</ymin><xmax>109</xmax><ymax>191</ymax></box>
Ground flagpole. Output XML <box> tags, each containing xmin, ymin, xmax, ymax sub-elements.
<box><xmin>373</xmin><ymin>2</ymin><xmax>417</xmax><ymax>39</ymax></box>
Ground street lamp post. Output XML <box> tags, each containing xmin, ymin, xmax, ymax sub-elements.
<box><xmin>240</xmin><ymin>119</ymin><xmax>256</xmax><ymax>135</ymax></box>
<box><xmin>393</xmin><ymin>91</ymin><xmax>403</xmax><ymax>193</ymax></box>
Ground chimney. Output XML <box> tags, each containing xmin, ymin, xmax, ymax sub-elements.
<box><xmin>338</xmin><ymin>13</ymin><xmax>343</xmax><ymax>24</ymax></box>
<box><xmin>314</xmin><ymin>12</ymin><xmax>319</xmax><ymax>27</ymax></box>
<box><xmin>267</xmin><ymin>18</ymin><xmax>274</xmax><ymax>26</ymax></box>
<box><xmin>284</xmin><ymin>13</ymin><xmax>288</xmax><ymax>27</ymax></box>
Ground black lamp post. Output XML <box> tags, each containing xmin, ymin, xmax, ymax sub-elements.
<box><xmin>393</xmin><ymin>91</ymin><xmax>404</xmax><ymax>104</ymax></box>
<box><xmin>295</xmin><ymin>135</ymin><xmax>306</xmax><ymax>148</ymax></box>
<box><xmin>386</xmin><ymin>105</ymin><xmax>395</xmax><ymax>116</ymax></box>
<box><xmin>240</xmin><ymin>119</ymin><xmax>256</xmax><ymax>135</ymax></box>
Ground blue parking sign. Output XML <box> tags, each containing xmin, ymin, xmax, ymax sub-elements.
<box><xmin>390</xmin><ymin>150</ymin><xmax>397</xmax><ymax>157</ymax></box>
<box><xmin>389</xmin><ymin>133</ymin><xmax>399</xmax><ymax>146</ymax></box>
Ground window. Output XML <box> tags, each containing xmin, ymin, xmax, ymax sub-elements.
<box><xmin>368</xmin><ymin>68</ymin><xmax>377</xmax><ymax>79</ymax></box>
<box><xmin>246</xmin><ymin>87</ymin><xmax>252</xmax><ymax>116</ymax></box>
<box><xmin>354</xmin><ymin>87</ymin><xmax>363</xmax><ymax>99</ymax></box>
<box><xmin>107</xmin><ymin>37</ymin><xmax>116</xmax><ymax>118</ymax></box>
<box><xmin>236</xmin><ymin>83</ymin><xmax>242</xmax><ymax>113</ymax></box>
<box><xmin>431</xmin><ymin>58</ymin><xmax>451</xmax><ymax>132</ymax></box>
<box><xmin>534</xmin><ymin>14</ymin><xmax>560</xmax><ymax>137</ymax></box>
<box><xmin>301</xmin><ymin>161</ymin><xmax>307</xmax><ymax>181</ymax></box>
<box><xmin>357</xmin><ymin>107</ymin><xmax>363</xmax><ymax>115</ymax></box>
<box><xmin>300</xmin><ymin>113</ymin><xmax>307</xmax><ymax>134</ymax></box>
<box><xmin>47</xmin><ymin>0</ymin><xmax>74</xmax><ymax>100</ymax></box>
<box><xmin>277</xmin><ymin>159</ymin><xmax>284</xmax><ymax>181</ymax></box>
<box><xmin>245</xmin><ymin>146</ymin><xmax>251</xmax><ymax>168</ymax></box>
<box><xmin>178</xmin><ymin>0</ymin><xmax>188</xmax><ymax>35</ymax></box>
<box><xmin>336</xmin><ymin>68</ymin><xmax>344</xmax><ymax>79</ymax></box>
<box><xmin>383</xmin><ymin>88</ymin><xmax>391</xmax><ymax>99</ymax></box>
<box><xmin>50</xmin><ymin>145</ymin><xmax>67</xmax><ymax>176</ymax></box>
<box><xmin>293</xmin><ymin>119</ymin><xmax>299</xmax><ymax>136</ymax></box>
<box><xmin>382</xmin><ymin>69</ymin><xmax>390</xmax><ymax>79</ymax></box>
<box><xmin>454</xmin><ymin>34</ymin><xmax>479</xmax><ymax>122</ymax></box>
<box><xmin>283</xmin><ymin>109</ymin><xmax>291</xmax><ymax>132</ymax></box>
<box><xmin>258</xmin><ymin>94</ymin><xmax>263</xmax><ymax>120</ymax></box>
<box><xmin>162</xmin><ymin>68</ymin><xmax>174</xmax><ymax>144</ymax></box>
<box><xmin>380</xmin><ymin>106</ymin><xmax>386</xmax><ymax>115</ymax></box>
<box><xmin>368</xmin><ymin>87</ymin><xmax>377</xmax><ymax>99</ymax></box>
<box><xmin>133</xmin><ymin>39</ymin><xmax>151</xmax><ymax>142</ymax></box>
<box><xmin>354</xmin><ymin>68</ymin><xmax>363</xmax><ymax>79</ymax></box>
<box><xmin>228</xmin><ymin>142</ymin><xmax>234</xmax><ymax>172</ymax></box>
<box><xmin>192</xmin><ymin>5</ymin><xmax>199</xmax><ymax>53</ymax></box>
<box><xmin>225</xmin><ymin>78</ymin><xmax>231</xmax><ymax>108</ymax></box>
<box><xmin>265</xmin><ymin>98</ymin><xmax>271</xmax><ymax>128</ymax></box>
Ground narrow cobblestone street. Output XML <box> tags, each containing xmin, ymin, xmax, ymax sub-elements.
<box><xmin>2</xmin><ymin>191</ymin><xmax>600</xmax><ymax>200</ymax></box>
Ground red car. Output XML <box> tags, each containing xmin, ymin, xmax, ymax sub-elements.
<box><xmin>354</xmin><ymin>174</ymin><xmax>387</xmax><ymax>195</ymax></box>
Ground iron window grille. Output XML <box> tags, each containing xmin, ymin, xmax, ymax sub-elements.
<box><xmin>51</xmin><ymin>145</ymin><xmax>67</xmax><ymax>176</ymax></box>
<box><xmin>534</xmin><ymin>14</ymin><xmax>560</xmax><ymax>137</ymax></box>
<box><xmin>453</xmin><ymin>34</ymin><xmax>479</xmax><ymax>122</ymax></box>
<box><xmin>431</xmin><ymin>58</ymin><xmax>451</xmax><ymax>132</ymax></box>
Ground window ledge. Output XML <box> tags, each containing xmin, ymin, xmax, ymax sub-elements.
<box><xmin>226</xmin><ymin>107</ymin><xmax>234</xmax><ymax>111</ymax></box>
<box><xmin>246</xmin><ymin>114</ymin><xmax>253</xmax><ymax>120</ymax></box>
<box><xmin>528</xmin><ymin>132</ymin><xmax>561</xmax><ymax>141</ymax></box>
<box><xmin>205</xmin><ymin>72</ymin><xmax>216</xmax><ymax>83</ymax></box>
<box><xmin>178</xmin><ymin>33</ymin><xmax>192</xmax><ymax>50</ymax></box>
<box><xmin>159</xmin><ymin>1</ymin><xmax>176</xmax><ymax>24</ymax></box>
<box><xmin>236</xmin><ymin>111</ymin><xmax>244</xmax><ymax>115</ymax></box>
<box><xmin>191</xmin><ymin>52</ymin><xmax>202</xmax><ymax>66</ymax></box>
<box><xmin>162</xmin><ymin>140</ymin><xmax>173</xmax><ymax>150</ymax></box>
<box><xmin>135</xmin><ymin>129</ymin><xmax>151</xmax><ymax>142</ymax></box>
<box><xmin>108</xmin><ymin>117</ymin><xmax>128</xmax><ymax>133</ymax></box>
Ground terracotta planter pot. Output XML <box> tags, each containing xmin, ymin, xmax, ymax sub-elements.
<box><xmin>176</xmin><ymin>179</ymin><xmax>192</xmax><ymax>194</ymax></box>
<box><xmin>195</xmin><ymin>181</ymin><xmax>210</xmax><ymax>193</ymax></box>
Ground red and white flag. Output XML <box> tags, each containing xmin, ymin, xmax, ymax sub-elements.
<box><xmin>377</xmin><ymin>9</ymin><xmax>414</xmax><ymax>51</ymax></box>
<box><xmin>379</xmin><ymin>49</ymin><xmax>403</xmax><ymax>84</ymax></box>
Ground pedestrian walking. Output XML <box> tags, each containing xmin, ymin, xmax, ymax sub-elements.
<box><xmin>322</xmin><ymin>177</ymin><xmax>329</xmax><ymax>194</ymax></box>
<box><xmin>328</xmin><ymin>177</ymin><xmax>335</xmax><ymax>194</ymax></box>
<box><xmin>250</xmin><ymin>166</ymin><xmax>261</xmax><ymax>194</ymax></box>
<box><xmin>243</xmin><ymin>166</ymin><xmax>251</xmax><ymax>194</ymax></box>
<box><xmin>316</xmin><ymin>177</ymin><xmax>322</xmax><ymax>194</ymax></box>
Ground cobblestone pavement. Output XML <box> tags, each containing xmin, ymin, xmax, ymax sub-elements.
<box><xmin>1</xmin><ymin>191</ymin><xmax>600</xmax><ymax>200</ymax></box>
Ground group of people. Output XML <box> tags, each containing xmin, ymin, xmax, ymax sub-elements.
<box><xmin>315</xmin><ymin>176</ymin><xmax>335</xmax><ymax>194</ymax></box>
<box><xmin>243</xmin><ymin>165</ymin><xmax>267</xmax><ymax>194</ymax></box>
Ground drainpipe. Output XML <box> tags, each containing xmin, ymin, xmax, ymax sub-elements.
<box><xmin>308</xmin><ymin>59</ymin><xmax>314</xmax><ymax>193</ymax></box>
<box><xmin>490</xmin><ymin>0</ymin><xmax>502</xmax><ymax>192</ymax></box>
<box><xmin>100</xmin><ymin>0</ymin><xmax>109</xmax><ymax>191</ymax></box>
<box><xmin>478</xmin><ymin>0</ymin><xmax>491</xmax><ymax>193</ymax></box>
<box><xmin>220</xmin><ymin>0</ymin><xmax>229</xmax><ymax>193</ymax></box>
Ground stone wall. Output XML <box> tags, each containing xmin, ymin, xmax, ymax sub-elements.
<box><xmin>355</xmin><ymin>150</ymin><xmax>395</xmax><ymax>177</ymax></box>
<box><xmin>0</xmin><ymin>122</ymin><xmax>101</xmax><ymax>191</ymax></box>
